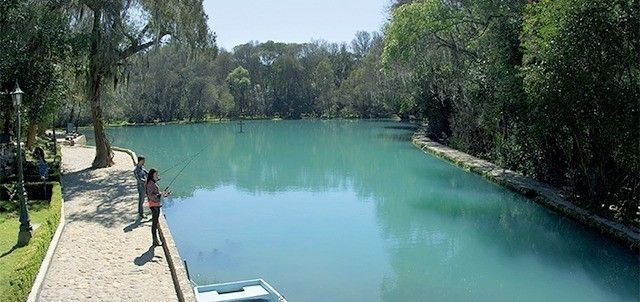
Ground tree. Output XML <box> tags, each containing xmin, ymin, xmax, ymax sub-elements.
<box><xmin>272</xmin><ymin>56</ymin><xmax>307</xmax><ymax>118</ymax></box>
<box><xmin>0</xmin><ymin>0</ymin><xmax>71</xmax><ymax>150</ymax></box>
<box><xmin>329</xmin><ymin>43</ymin><xmax>356</xmax><ymax>88</ymax></box>
<box><xmin>383</xmin><ymin>0</ymin><xmax>465</xmax><ymax>136</ymax></box>
<box><xmin>74</xmin><ymin>0</ymin><xmax>213</xmax><ymax>167</ymax></box>
<box><xmin>226</xmin><ymin>66</ymin><xmax>252</xmax><ymax>116</ymax></box>
<box><xmin>212</xmin><ymin>49</ymin><xmax>236</xmax><ymax>84</ymax></box>
<box><xmin>520</xmin><ymin>0</ymin><xmax>639</xmax><ymax>220</ymax></box>
<box><xmin>312</xmin><ymin>60</ymin><xmax>336</xmax><ymax>116</ymax></box>
<box><xmin>351</xmin><ymin>31</ymin><xmax>373</xmax><ymax>60</ymax></box>
<box><xmin>383</xmin><ymin>0</ymin><xmax>527</xmax><ymax>144</ymax></box>
<box><xmin>186</xmin><ymin>52</ymin><xmax>219</xmax><ymax>122</ymax></box>
<box><xmin>213</xmin><ymin>86</ymin><xmax>235</xmax><ymax>119</ymax></box>
<box><xmin>342</xmin><ymin>32</ymin><xmax>388</xmax><ymax>118</ymax></box>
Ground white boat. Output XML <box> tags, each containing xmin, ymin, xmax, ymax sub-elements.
<box><xmin>193</xmin><ymin>278</ymin><xmax>287</xmax><ymax>302</ymax></box>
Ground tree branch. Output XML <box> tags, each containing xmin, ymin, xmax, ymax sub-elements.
<box><xmin>114</xmin><ymin>14</ymin><xmax>137</xmax><ymax>47</ymax></box>
<box><xmin>136</xmin><ymin>23</ymin><xmax>152</xmax><ymax>41</ymax></box>
<box><xmin>119</xmin><ymin>31</ymin><xmax>170</xmax><ymax>61</ymax></box>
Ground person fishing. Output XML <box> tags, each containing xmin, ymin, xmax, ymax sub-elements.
<box><xmin>146</xmin><ymin>168</ymin><xmax>171</xmax><ymax>246</ymax></box>
<box><xmin>133</xmin><ymin>156</ymin><xmax>148</xmax><ymax>219</ymax></box>
<box><xmin>141</xmin><ymin>144</ymin><xmax>206</xmax><ymax>246</ymax></box>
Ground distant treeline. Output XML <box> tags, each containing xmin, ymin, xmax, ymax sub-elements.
<box><xmin>80</xmin><ymin>32</ymin><xmax>391</xmax><ymax>122</ymax></box>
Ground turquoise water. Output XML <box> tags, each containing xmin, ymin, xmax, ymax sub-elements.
<box><xmin>96</xmin><ymin>120</ymin><xmax>638</xmax><ymax>302</ymax></box>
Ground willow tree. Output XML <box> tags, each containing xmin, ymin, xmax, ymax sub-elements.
<box><xmin>76</xmin><ymin>0</ymin><xmax>212</xmax><ymax>167</ymax></box>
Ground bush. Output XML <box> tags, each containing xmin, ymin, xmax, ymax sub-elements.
<box><xmin>0</xmin><ymin>183</ymin><xmax>62</xmax><ymax>302</ymax></box>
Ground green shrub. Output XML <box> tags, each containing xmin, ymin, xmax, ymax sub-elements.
<box><xmin>0</xmin><ymin>183</ymin><xmax>62</xmax><ymax>302</ymax></box>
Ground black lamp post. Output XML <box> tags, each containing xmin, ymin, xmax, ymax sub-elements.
<box><xmin>12</xmin><ymin>81</ymin><xmax>32</xmax><ymax>246</ymax></box>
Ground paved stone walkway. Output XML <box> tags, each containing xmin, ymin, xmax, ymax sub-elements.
<box><xmin>37</xmin><ymin>146</ymin><xmax>177</xmax><ymax>301</ymax></box>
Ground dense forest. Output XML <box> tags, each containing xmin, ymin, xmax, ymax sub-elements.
<box><xmin>97</xmin><ymin>34</ymin><xmax>389</xmax><ymax>122</ymax></box>
<box><xmin>0</xmin><ymin>0</ymin><xmax>638</xmax><ymax>226</ymax></box>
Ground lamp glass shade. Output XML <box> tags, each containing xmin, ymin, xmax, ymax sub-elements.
<box><xmin>11</xmin><ymin>83</ymin><xmax>23</xmax><ymax>106</ymax></box>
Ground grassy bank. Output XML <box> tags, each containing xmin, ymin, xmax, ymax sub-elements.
<box><xmin>0</xmin><ymin>183</ymin><xmax>62</xmax><ymax>302</ymax></box>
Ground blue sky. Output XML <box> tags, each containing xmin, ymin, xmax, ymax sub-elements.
<box><xmin>203</xmin><ymin>0</ymin><xmax>390</xmax><ymax>51</ymax></box>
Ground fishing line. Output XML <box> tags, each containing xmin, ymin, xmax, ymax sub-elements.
<box><xmin>163</xmin><ymin>153</ymin><xmax>194</xmax><ymax>174</ymax></box>
<box><xmin>163</xmin><ymin>144</ymin><xmax>209</xmax><ymax>192</ymax></box>
<box><xmin>159</xmin><ymin>124</ymin><xmax>238</xmax><ymax>192</ymax></box>
<box><xmin>163</xmin><ymin>140</ymin><xmax>212</xmax><ymax>174</ymax></box>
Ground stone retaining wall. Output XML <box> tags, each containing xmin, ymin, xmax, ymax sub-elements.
<box><xmin>412</xmin><ymin>127</ymin><xmax>639</xmax><ymax>250</ymax></box>
<box><xmin>159</xmin><ymin>215</ymin><xmax>197</xmax><ymax>302</ymax></box>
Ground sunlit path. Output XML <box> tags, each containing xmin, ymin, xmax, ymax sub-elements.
<box><xmin>37</xmin><ymin>146</ymin><xmax>177</xmax><ymax>302</ymax></box>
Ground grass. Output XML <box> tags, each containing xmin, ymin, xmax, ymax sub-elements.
<box><xmin>0</xmin><ymin>205</ymin><xmax>49</xmax><ymax>300</ymax></box>
<box><xmin>0</xmin><ymin>184</ymin><xmax>62</xmax><ymax>302</ymax></box>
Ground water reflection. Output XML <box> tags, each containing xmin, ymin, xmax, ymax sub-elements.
<box><xmin>99</xmin><ymin>120</ymin><xmax>638</xmax><ymax>302</ymax></box>
<box><xmin>368</xmin><ymin>147</ymin><xmax>638</xmax><ymax>301</ymax></box>
<box><xmin>105</xmin><ymin>120</ymin><xmax>411</xmax><ymax>198</ymax></box>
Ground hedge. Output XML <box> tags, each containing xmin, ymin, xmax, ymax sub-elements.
<box><xmin>0</xmin><ymin>182</ymin><xmax>62</xmax><ymax>302</ymax></box>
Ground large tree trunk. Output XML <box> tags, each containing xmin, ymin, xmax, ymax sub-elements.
<box><xmin>68</xmin><ymin>105</ymin><xmax>75</xmax><ymax>127</ymax></box>
<box><xmin>89</xmin><ymin>7</ymin><xmax>114</xmax><ymax>168</ymax></box>
<box><xmin>89</xmin><ymin>71</ymin><xmax>114</xmax><ymax>168</ymax></box>
<box><xmin>26</xmin><ymin>123</ymin><xmax>38</xmax><ymax>151</ymax></box>
<box><xmin>91</xmin><ymin>108</ymin><xmax>114</xmax><ymax>168</ymax></box>
<box><xmin>37</xmin><ymin>123</ymin><xmax>47</xmax><ymax>136</ymax></box>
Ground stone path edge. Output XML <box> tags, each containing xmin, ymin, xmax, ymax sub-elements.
<box><xmin>159</xmin><ymin>215</ymin><xmax>197</xmax><ymax>302</ymax></box>
<box><xmin>115</xmin><ymin>146</ymin><xmax>197</xmax><ymax>302</ymax></box>
<box><xmin>413</xmin><ymin>127</ymin><xmax>639</xmax><ymax>251</ymax></box>
<box><xmin>26</xmin><ymin>198</ymin><xmax>65</xmax><ymax>302</ymax></box>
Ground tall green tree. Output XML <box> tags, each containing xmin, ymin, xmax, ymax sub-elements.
<box><xmin>383</xmin><ymin>0</ymin><xmax>469</xmax><ymax>135</ymax></box>
<box><xmin>0</xmin><ymin>0</ymin><xmax>71</xmax><ymax>149</ymax></box>
<box><xmin>226</xmin><ymin>66</ymin><xmax>252</xmax><ymax>116</ymax></box>
<box><xmin>383</xmin><ymin>0</ymin><xmax>526</xmax><ymax>147</ymax></box>
<box><xmin>521</xmin><ymin>0</ymin><xmax>639</xmax><ymax>219</ymax></box>
<box><xmin>312</xmin><ymin>60</ymin><xmax>336</xmax><ymax>116</ymax></box>
<box><xmin>351</xmin><ymin>30</ymin><xmax>373</xmax><ymax>61</ymax></box>
<box><xmin>272</xmin><ymin>56</ymin><xmax>307</xmax><ymax>118</ymax></box>
<box><xmin>74</xmin><ymin>0</ymin><xmax>213</xmax><ymax>167</ymax></box>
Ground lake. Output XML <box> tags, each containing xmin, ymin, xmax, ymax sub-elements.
<box><xmin>94</xmin><ymin>120</ymin><xmax>639</xmax><ymax>302</ymax></box>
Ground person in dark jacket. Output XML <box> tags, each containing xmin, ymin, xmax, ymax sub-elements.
<box><xmin>133</xmin><ymin>156</ymin><xmax>148</xmax><ymax>219</ymax></box>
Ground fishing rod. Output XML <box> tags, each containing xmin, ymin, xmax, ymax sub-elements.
<box><xmin>159</xmin><ymin>124</ymin><xmax>240</xmax><ymax>192</ymax></box>
<box><xmin>162</xmin><ymin>139</ymin><xmax>213</xmax><ymax>175</ymax></box>
<box><xmin>163</xmin><ymin>144</ymin><xmax>209</xmax><ymax>192</ymax></box>
<box><xmin>163</xmin><ymin>153</ymin><xmax>194</xmax><ymax>174</ymax></box>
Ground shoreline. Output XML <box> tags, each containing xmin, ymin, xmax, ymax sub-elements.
<box><xmin>412</xmin><ymin>126</ymin><xmax>639</xmax><ymax>251</ymax></box>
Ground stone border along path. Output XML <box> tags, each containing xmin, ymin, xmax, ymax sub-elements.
<box><xmin>412</xmin><ymin>126</ymin><xmax>639</xmax><ymax>251</ymax></box>
<box><xmin>33</xmin><ymin>145</ymin><xmax>197</xmax><ymax>301</ymax></box>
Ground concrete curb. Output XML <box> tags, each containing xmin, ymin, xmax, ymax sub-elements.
<box><xmin>117</xmin><ymin>146</ymin><xmax>197</xmax><ymax>302</ymax></box>
<box><xmin>27</xmin><ymin>143</ymin><xmax>66</xmax><ymax>302</ymax></box>
<box><xmin>26</xmin><ymin>198</ymin><xmax>65</xmax><ymax>302</ymax></box>
<box><xmin>112</xmin><ymin>146</ymin><xmax>138</xmax><ymax>166</ymax></box>
<box><xmin>412</xmin><ymin>127</ymin><xmax>639</xmax><ymax>250</ymax></box>
<box><xmin>160</xmin><ymin>214</ymin><xmax>197</xmax><ymax>302</ymax></box>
